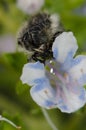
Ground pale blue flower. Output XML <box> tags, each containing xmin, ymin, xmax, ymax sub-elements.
<box><xmin>20</xmin><ymin>32</ymin><xmax>86</xmax><ymax>113</ymax></box>
<box><xmin>17</xmin><ymin>0</ymin><xmax>45</xmax><ymax>15</ymax></box>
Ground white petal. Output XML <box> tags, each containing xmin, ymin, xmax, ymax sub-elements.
<box><xmin>20</xmin><ymin>62</ymin><xmax>45</xmax><ymax>86</ymax></box>
<box><xmin>30</xmin><ymin>78</ymin><xmax>57</xmax><ymax>108</ymax></box>
<box><xmin>52</xmin><ymin>32</ymin><xmax>78</xmax><ymax>63</ymax></box>
<box><xmin>17</xmin><ymin>0</ymin><xmax>44</xmax><ymax>14</ymax></box>
<box><xmin>55</xmin><ymin>83</ymin><xmax>86</xmax><ymax>113</ymax></box>
<box><xmin>68</xmin><ymin>55</ymin><xmax>86</xmax><ymax>86</ymax></box>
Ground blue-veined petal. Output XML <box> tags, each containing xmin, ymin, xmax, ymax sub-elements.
<box><xmin>20</xmin><ymin>61</ymin><xmax>45</xmax><ymax>86</ymax></box>
<box><xmin>68</xmin><ymin>55</ymin><xmax>86</xmax><ymax>86</ymax></box>
<box><xmin>52</xmin><ymin>32</ymin><xmax>78</xmax><ymax>63</ymax></box>
<box><xmin>30</xmin><ymin>78</ymin><xmax>57</xmax><ymax>108</ymax></box>
<box><xmin>55</xmin><ymin>83</ymin><xmax>86</xmax><ymax>113</ymax></box>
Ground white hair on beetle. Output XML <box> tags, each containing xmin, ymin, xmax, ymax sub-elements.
<box><xmin>50</xmin><ymin>14</ymin><xmax>61</xmax><ymax>34</ymax></box>
<box><xmin>17</xmin><ymin>0</ymin><xmax>45</xmax><ymax>15</ymax></box>
<box><xmin>17</xmin><ymin>21</ymin><xmax>28</xmax><ymax>40</ymax></box>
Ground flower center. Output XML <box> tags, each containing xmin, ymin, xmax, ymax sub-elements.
<box><xmin>45</xmin><ymin>60</ymin><xmax>69</xmax><ymax>90</ymax></box>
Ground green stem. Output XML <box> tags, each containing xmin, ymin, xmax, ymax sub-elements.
<box><xmin>41</xmin><ymin>108</ymin><xmax>58</xmax><ymax>130</ymax></box>
<box><xmin>0</xmin><ymin>115</ymin><xmax>21</xmax><ymax>129</ymax></box>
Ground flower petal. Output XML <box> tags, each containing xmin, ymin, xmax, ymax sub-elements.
<box><xmin>52</xmin><ymin>32</ymin><xmax>78</xmax><ymax>63</ymax></box>
<box><xmin>30</xmin><ymin>78</ymin><xmax>57</xmax><ymax>109</ymax></box>
<box><xmin>68</xmin><ymin>55</ymin><xmax>86</xmax><ymax>86</ymax></box>
<box><xmin>17</xmin><ymin>0</ymin><xmax>44</xmax><ymax>14</ymax></box>
<box><xmin>20</xmin><ymin>61</ymin><xmax>45</xmax><ymax>86</ymax></box>
<box><xmin>55</xmin><ymin>83</ymin><xmax>86</xmax><ymax>113</ymax></box>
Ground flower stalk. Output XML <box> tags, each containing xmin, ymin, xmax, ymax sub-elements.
<box><xmin>41</xmin><ymin>108</ymin><xmax>58</xmax><ymax>130</ymax></box>
<box><xmin>0</xmin><ymin>115</ymin><xmax>21</xmax><ymax>129</ymax></box>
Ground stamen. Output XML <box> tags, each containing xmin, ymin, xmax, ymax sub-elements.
<box><xmin>63</xmin><ymin>73</ymin><xmax>69</xmax><ymax>83</ymax></box>
<box><xmin>80</xmin><ymin>68</ymin><xmax>83</xmax><ymax>73</ymax></box>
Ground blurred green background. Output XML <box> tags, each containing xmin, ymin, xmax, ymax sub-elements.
<box><xmin>0</xmin><ymin>0</ymin><xmax>86</xmax><ymax>130</ymax></box>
